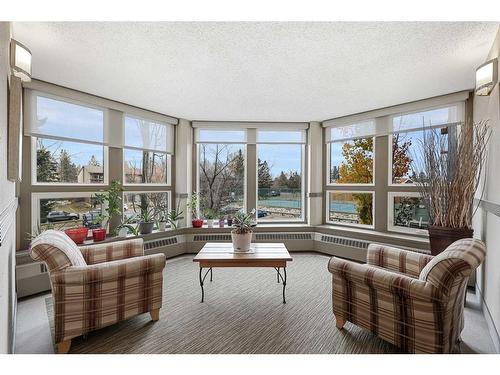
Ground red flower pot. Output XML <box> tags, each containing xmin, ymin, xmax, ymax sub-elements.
<box><xmin>92</xmin><ymin>228</ymin><xmax>107</xmax><ymax>242</ymax></box>
<box><xmin>64</xmin><ymin>227</ymin><xmax>88</xmax><ymax>245</ymax></box>
<box><xmin>192</xmin><ymin>219</ymin><xmax>204</xmax><ymax>228</ymax></box>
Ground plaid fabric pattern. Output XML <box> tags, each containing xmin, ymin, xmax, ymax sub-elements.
<box><xmin>367</xmin><ymin>244</ymin><xmax>433</xmax><ymax>278</ymax></box>
<box><xmin>30</xmin><ymin>230</ymin><xmax>87</xmax><ymax>272</ymax></box>
<box><xmin>329</xmin><ymin>238</ymin><xmax>486</xmax><ymax>353</ymax></box>
<box><xmin>29</xmin><ymin>232</ymin><xmax>166</xmax><ymax>345</ymax></box>
<box><xmin>80</xmin><ymin>238</ymin><xmax>144</xmax><ymax>264</ymax></box>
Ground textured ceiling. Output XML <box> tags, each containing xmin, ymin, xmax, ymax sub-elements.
<box><xmin>12</xmin><ymin>22</ymin><xmax>499</xmax><ymax>122</ymax></box>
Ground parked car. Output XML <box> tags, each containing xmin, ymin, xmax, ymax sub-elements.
<box><xmin>46</xmin><ymin>211</ymin><xmax>79</xmax><ymax>222</ymax></box>
<box><xmin>82</xmin><ymin>210</ymin><xmax>103</xmax><ymax>229</ymax></box>
<box><xmin>270</xmin><ymin>190</ymin><xmax>281</xmax><ymax>197</ymax></box>
<box><xmin>257</xmin><ymin>210</ymin><xmax>268</xmax><ymax>218</ymax></box>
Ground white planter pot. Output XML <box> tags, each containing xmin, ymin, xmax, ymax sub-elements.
<box><xmin>118</xmin><ymin>227</ymin><xmax>128</xmax><ymax>238</ymax></box>
<box><xmin>159</xmin><ymin>221</ymin><xmax>167</xmax><ymax>231</ymax></box>
<box><xmin>231</xmin><ymin>231</ymin><xmax>253</xmax><ymax>252</ymax></box>
<box><xmin>207</xmin><ymin>220</ymin><xmax>213</xmax><ymax>228</ymax></box>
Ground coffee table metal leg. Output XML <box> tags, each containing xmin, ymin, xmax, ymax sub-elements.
<box><xmin>276</xmin><ymin>267</ymin><xmax>280</xmax><ymax>283</ymax></box>
<box><xmin>210</xmin><ymin>267</ymin><xmax>213</xmax><ymax>282</ymax></box>
<box><xmin>199</xmin><ymin>267</ymin><xmax>205</xmax><ymax>302</ymax></box>
<box><xmin>282</xmin><ymin>267</ymin><xmax>287</xmax><ymax>304</ymax></box>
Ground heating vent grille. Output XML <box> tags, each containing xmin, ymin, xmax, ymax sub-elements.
<box><xmin>194</xmin><ymin>234</ymin><xmax>231</xmax><ymax>242</ymax></box>
<box><xmin>255</xmin><ymin>233</ymin><xmax>312</xmax><ymax>241</ymax></box>
<box><xmin>320</xmin><ymin>235</ymin><xmax>369</xmax><ymax>249</ymax></box>
<box><xmin>144</xmin><ymin>237</ymin><xmax>178</xmax><ymax>250</ymax></box>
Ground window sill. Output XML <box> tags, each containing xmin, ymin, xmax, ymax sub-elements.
<box><xmin>316</xmin><ymin>224</ymin><xmax>429</xmax><ymax>244</ymax></box>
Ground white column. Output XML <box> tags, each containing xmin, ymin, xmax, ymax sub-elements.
<box><xmin>307</xmin><ymin>121</ymin><xmax>323</xmax><ymax>225</ymax></box>
<box><xmin>175</xmin><ymin>118</ymin><xmax>193</xmax><ymax>227</ymax></box>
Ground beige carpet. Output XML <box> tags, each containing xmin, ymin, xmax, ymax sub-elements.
<box><xmin>45</xmin><ymin>253</ymin><xmax>401</xmax><ymax>354</ymax></box>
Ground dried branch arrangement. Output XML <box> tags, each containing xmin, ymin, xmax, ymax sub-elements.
<box><xmin>413</xmin><ymin>120</ymin><xmax>490</xmax><ymax>229</ymax></box>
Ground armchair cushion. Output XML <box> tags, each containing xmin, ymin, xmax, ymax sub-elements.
<box><xmin>367</xmin><ymin>243</ymin><xmax>433</xmax><ymax>278</ymax></box>
<box><xmin>30</xmin><ymin>230</ymin><xmax>87</xmax><ymax>271</ymax></box>
<box><xmin>79</xmin><ymin>238</ymin><xmax>144</xmax><ymax>265</ymax></box>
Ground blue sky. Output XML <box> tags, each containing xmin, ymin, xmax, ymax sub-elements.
<box><xmin>258</xmin><ymin>144</ymin><xmax>301</xmax><ymax>178</ymax></box>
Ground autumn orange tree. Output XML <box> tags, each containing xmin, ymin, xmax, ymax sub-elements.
<box><xmin>337</xmin><ymin>136</ymin><xmax>412</xmax><ymax>225</ymax></box>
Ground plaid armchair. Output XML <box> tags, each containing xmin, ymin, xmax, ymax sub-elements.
<box><xmin>328</xmin><ymin>238</ymin><xmax>486</xmax><ymax>354</ymax></box>
<box><xmin>30</xmin><ymin>230</ymin><xmax>166</xmax><ymax>354</ymax></box>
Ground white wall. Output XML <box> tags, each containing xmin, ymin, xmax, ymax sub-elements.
<box><xmin>473</xmin><ymin>27</ymin><xmax>500</xmax><ymax>353</ymax></box>
<box><xmin>0</xmin><ymin>21</ymin><xmax>17</xmax><ymax>353</ymax></box>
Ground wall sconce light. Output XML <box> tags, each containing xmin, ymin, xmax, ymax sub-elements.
<box><xmin>9</xmin><ymin>39</ymin><xmax>32</xmax><ymax>82</ymax></box>
<box><xmin>475</xmin><ymin>58</ymin><xmax>498</xmax><ymax>96</ymax></box>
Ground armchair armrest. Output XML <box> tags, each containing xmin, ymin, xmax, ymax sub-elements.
<box><xmin>366</xmin><ymin>244</ymin><xmax>433</xmax><ymax>278</ymax></box>
<box><xmin>79</xmin><ymin>238</ymin><xmax>144</xmax><ymax>265</ymax></box>
<box><xmin>51</xmin><ymin>253</ymin><xmax>166</xmax><ymax>285</ymax></box>
<box><xmin>328</xmin><ymin>257</ymin><xmax>439</xmax><ymax>302</ymax></box>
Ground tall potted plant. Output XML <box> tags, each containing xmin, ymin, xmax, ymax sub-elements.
<box><xmin>414</xmin><ymin>120</ymin><xmax>490</xmax><ymax>255</ymax></box>
<box><xmin>93</xmin><ymin>180</ymin><xmax>123</xmax><ymax>236</ymax></box>
<box><xmin>231</xmin><ymin>209</ymin><xmax>256</xmax><ymax>252</ymax></box>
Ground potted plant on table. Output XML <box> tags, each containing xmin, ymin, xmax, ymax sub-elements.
<box><xmin>413</xmin><ymin>120</ymin><xmax>490</xmax><ymax>255</ymax></box>
<box><xmin>93</xmin><ymin>181</ymin><xmax>123</xmax><ymax>236</ymax></box>
<box><xmin>231</xmin><ymin>209</ymin><xmax>256</xmax><ymax>252</ymax></box>
<box><xmin>187</xmin><ymin>192</ymin><xmax>203</xmax><ymax>228</ymax></box>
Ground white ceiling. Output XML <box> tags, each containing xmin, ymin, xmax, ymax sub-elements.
<box><xmin>12</xmin><ymin>22</ymin><xmax>499</xmax><ymax>122</ymax></box>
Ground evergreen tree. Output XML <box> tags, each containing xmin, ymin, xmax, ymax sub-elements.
<box><xmin>258</xmin><ymin>159</ymin><xmax>273</xmax><ymax>188</ymax></box>
<box><xmin>274</xmin><ymin>171</ymin><xmax>289</xmax><ymax>188</ymax></box>
<box><xmin>59</xmin><ymin>149</ymin><xmax>78</xmax><ymax>183</ymax></box>
<box><xmin>37</xmin><ymin>146</ymin><xmax>59</xmax><ymax>182</ymax></box>
<box><xmin>89</xmin><ymin>155</ymin><xmax>100</xmax><ymax>166</ymax></box>
<box><xmin>286</xmin><ymin>171</ymin><xmax>301</xmax><ymax>189</ymax></box>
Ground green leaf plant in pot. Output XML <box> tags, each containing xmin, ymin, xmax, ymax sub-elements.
<box><xmin>203</xmin><ymin>208</ymin><xmax>218</xmax><ymax>228</ymax></box>
<box><xmin>138</xmin><ymin>205</ymin><xmax>157</xmax><ymax>235</ymax></box>
<box><xmin>187</xmin><ymin>192</ymin><xmax>203</xmax><ymax>228</ymax></box>
<box><xmin>413</xmin><ymin>120</ymin><xmax>490</xmax><ymax>255</ymax></box>
<box><xmin>231</xmin><ymin>209</ymin><xmax>256</xmax><ymax>252</ymax></box>
<box><xmin>167</xmin><ymin>199</ymin><xmax>184</xmax><ymax>230</ymax></box>
<box><xmin>116</xmin><ymin>214</ymin><xmax>139</xmax><ymax>237</ymax></box>
<box><xmin>93</xmin><ymin>181</ymin><xmax>123</xmax><ymax>237</ymax></box>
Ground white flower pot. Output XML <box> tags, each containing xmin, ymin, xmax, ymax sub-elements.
<box><xmin>118</xmin><ymin>227</ymin><xmax>128</xmax><ymax>238</ymax></box>
<box><xmin>159</xmin><ymin>221</ymin><xmax>167</xmax><ymax>231</ymax></box>
<box><xmin>207</xmin><ymin>220</ymin><xmax>213</xmax><ymax>228</ymax></box>
<box><xmin>231</xmin><ymin>231</ymin><xmax>253</xmax><ymax>252</ymax></box>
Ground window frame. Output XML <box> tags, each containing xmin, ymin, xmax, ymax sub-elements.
<box><xmin>256</xmin><ymin>142</ymin><xmax>306</xmax><ymax>223</ymax></box>
<box><xmin>326</xmin><ymin>137</ymin><xmax>376</xmax><ymax>187</ymax></box>
<box><xmin>325</xmin><ymin>190</ymin><xmax>375</xmax><ymax>229</ymax></box>
<box><xmin>31</xmin><ymin>191</ymin><xmax>108</xmax><ymax>234</ymax></box>
<box><xmin>195</xmin><ymin>142</ymin><xmax>248</xmax><ymax>219</ymax></box>
<box><xmin>387</xmin><ymin>191</ymin><xmax>429</xmax><ymax>236</ymax></box>
<box><xmin>31</xmin><ymin>136</ymin><xmax>110</xmax><ymax>186</ymax></box>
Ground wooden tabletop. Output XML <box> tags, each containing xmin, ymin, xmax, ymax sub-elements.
<box><xmin>193</xmin><ymin>242</ymin><xmax>292</xmax><ymax>263</ymax></box>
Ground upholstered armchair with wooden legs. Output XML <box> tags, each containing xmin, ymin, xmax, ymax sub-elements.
<box><xmin>328</xmin><ymin>238</ymin><xmax>486</xmax><ymax>354</ymax></box>
<box><xmin>30</xmin><ymin>230</ymin><xmax>166</xmax><ymax>354</ymax></box>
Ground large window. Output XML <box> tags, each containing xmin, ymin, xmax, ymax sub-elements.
<box><xmin>30</xmin><ymin>93</ymin><xmax>107</xmax><ymax>185</ymax></box>
<box><xmin>123</xmin><ymin>192</ymin><xmax>170</xmax><ymax>227</ymax></box>
<box><xmin>32</xmin><ymin>192</ymin><xmax>103</xmax><ymax>232</ymax></box>
<box><xmin>197</xmin><ymin>140</ymin><xmax>245</xmax><ymax>218</ymax></box>
<box><xmin>388</xmin><ymin>192</ymin><xmax>429</xmax><ymax>234</ymax></box>
<box><xmin>123</xmin><ymin>115</ymin><xmax>173</xmax><ymax>185</ymax></box>
<box><xmin>257</xmin><ymin>130</ymin><xmax>305</xmax><ymax>221</ymax></box>
<box><xmin>327</xmin><ymin>191</ymin><xmax>374</xmax><ymax>227</ymax></box>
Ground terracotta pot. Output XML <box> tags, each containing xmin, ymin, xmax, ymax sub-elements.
<box><xmin>428</xmin><ymin>225</ymin><xmax>474</xmax><ymax>256</ymax></box>
<box><xmin>64</xmin><ymin>227</ymin><xmax>88</xmax><ymax>245</ymax></box>
<box><xmin>192</xmin><ymin>219</ymin><xmax>204</xmax><ymax>228</ymax></box>
<box><xmin>231</xmin><ymin>230</ymin><xmax>252</xmax><ymax>252</ymax></box>
<box><xmin>92</xmin><ymin>228</ymin><xmax>107</xmax><ymax>242</ymax></box>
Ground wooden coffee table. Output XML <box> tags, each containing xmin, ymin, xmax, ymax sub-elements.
<box><xmin>193</xmin><ymin>242</ymin><xmax>293</xmax><ymax>303</ymax></box>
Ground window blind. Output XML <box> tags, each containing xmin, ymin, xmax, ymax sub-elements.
<box><xmin>256</xmin><ymin>130</ymin><xmax>306</xmax><ymax>144</ymax></box>
<box><xmin>123</xmin><ymin>115</ymin><xmax>174</xmax><ymax>154</ymax></box>
<box><xmin>195</xmin><ymin>129</ymin><xmax>246</xmax><ymax>143</ymax></box>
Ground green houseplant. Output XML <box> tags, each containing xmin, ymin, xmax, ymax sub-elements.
<box><xmin>167</xmin><ymin>200</ymin><xmax>184</xmax><ymax>229</ymax></box>
<box><xmin>414</xmin><ymin>120</ymin><xmax>490</xmax><ymax>255</ymax></box>
<box><xmin>187</xmin><ymin>192</ymin><xmax>203</xmax><ymax>228</ymax></box>
<box><xmin>231</xmin><ymin>209</ymin><xmax>256</xmax><ymax>252</ymax></box>
<box><xmin>93</xmin><ymin>180</ymin><xmax>123</xmax><ymax>236</ymax></box>
<box><xmin>138</xmin><ymin>205</ymin><xmax>157</xmax><ymax>235</ymax></box>
<box><xmin>203</xmin><ymin>208</ymin><xmax>217</xmax><ymax>228</ymax></box>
